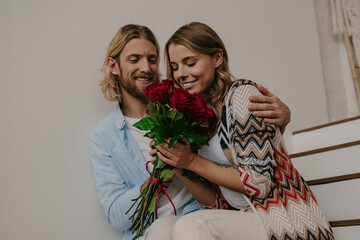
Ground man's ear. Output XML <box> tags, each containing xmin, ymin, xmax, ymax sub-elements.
<box><xmin>108</xmin><ymin>57</ymin><xmax>120</xmax><ymax>75</ymax></box>
<box><xmin>214</xmin><ymin>49</ymin><xmax>224</xmax><ymax>68</ymax></box>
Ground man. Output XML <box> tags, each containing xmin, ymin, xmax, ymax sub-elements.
<box><xmin>89</xmin><ymin>24</ymin><xmax>290</xmax><ymax>240</ymax></box>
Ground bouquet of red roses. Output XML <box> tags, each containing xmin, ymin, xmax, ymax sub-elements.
<box><xmin>126</xmin><ymin>79</ymin><xmax>214</xmax><ymax>236</ymax></box>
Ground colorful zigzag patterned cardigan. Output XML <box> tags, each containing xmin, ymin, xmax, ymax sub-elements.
<box><xmin>218</xmin><ymin>80</ymin><xmax>334</xmax><ymax>240</ymax></box>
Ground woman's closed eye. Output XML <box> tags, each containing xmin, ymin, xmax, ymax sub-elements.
<box><xmin>171</xmin><ymin>64</ymin><xmax>178</xmax><ymax>71</ymax></box>
<box><xmin>187</xmin><ymin>62</ymin><xmax>196</xmax><ymax>67</ymax></box>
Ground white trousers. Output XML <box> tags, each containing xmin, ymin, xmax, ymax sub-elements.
<box><xmin>137</xmin><ymin>209</ymin><xmax>267</xmax><ymax>240</ymax></box>
<box><xmin>137</xmin><ymin>215</ymin><xmax>181</xmax><ymax>240</ymax></box>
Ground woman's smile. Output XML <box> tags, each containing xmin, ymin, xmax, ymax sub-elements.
<box><xmin>169</xmin><ymin>43</ymin><xmax>218</xmax><ymax>95</ymax></box>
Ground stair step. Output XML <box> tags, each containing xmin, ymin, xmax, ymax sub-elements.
<box><xmin>291</xmin><ymin>116</ymin><xmax>360</xmax><ymax>153</ymax></box>
<box><xmin>290</xmin><ymin>140</ymin><xmax>360</xmax><ymax>158</ymax></box>
<box><xmin>291</xmin><ymin>142</ymin><xmax>360</xmax><ymax>181</ymax></box>
<box><xmin>290</xmin><ymin>116</ymin><xmax>360</xmax><ymax>239</ymax></box>
<box><xmin>310</xmin><ymin>178</ymin><xmax>360</xmax><ymax>222</ymax></box>
<box><xmin>293</xmin><ymin>116</ymin><xmax>360</xmax><ymax>135</ymax></box>
<box><xmin>332</xmin><ymin>226</ymin><xmax>360</xmax><ymax>240</ymax></box>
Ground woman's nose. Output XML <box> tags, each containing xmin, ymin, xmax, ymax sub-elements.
<box><xmin>176</xmin><ymin>66</ymin><xmax>188</xmax><ymax>81</ymax></box>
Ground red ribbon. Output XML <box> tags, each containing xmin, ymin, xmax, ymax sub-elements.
<box><xmin>146</xmin><ymin>161</ymin><xmax>152</xmax><ymax>174</ymax></box>
<box><xmin>149</xmin><ymin>176</ymin><xmax>159</xmax><ymax>185</ymax></box>
<box><xmin>146</xmin><ymin>161</ymin><xmax>177</xmax><ymax>219</ymax></box>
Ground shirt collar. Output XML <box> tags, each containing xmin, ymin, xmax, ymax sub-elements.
<box><xmin>114</xmin><ymin>104</ymin><xmax>126</xmax><ymax>130</ymax></box>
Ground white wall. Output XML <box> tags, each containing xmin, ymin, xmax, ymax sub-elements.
<box><xmin>0</xmin><ymin>1</ymin><xmax>327</xmax><ymax>239</ymax></box>
<box><xmin>314</xmin><ymin>0</ymin><xmax>360</xmax><ymax>121</ymax></box>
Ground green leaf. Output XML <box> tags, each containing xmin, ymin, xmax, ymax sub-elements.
<box><xmin>146</xmin><ymin>103</ymin><xmax>157</xmax><ymax>119</ymax></box>
<box><xmin>170</xmin><ymin>118</ymin><xmax>186</xmax><ymax>134</ymax></box>
<box><xmin>190</xmin><ymin>121</ymin><xmax>198</xmax><ymax>127</ymax></box>
<box><xmin>168</xmin><ymin>137</ymin><xmax>179</xmax><ymax>149</ymax></box>
<box><xmin>147</xmin><ymin>195</ymin><xmax>156</xmax><ymax>213</ymax></box>
<box><xmin>155</xmin><ymin>129</ymin><xmax>165</xmax><ymax>143</ymax></box>
<box><xmin>154</xmin><ymin>155</ymin><xmax>166</xmax><ymax>168</ymax></box>
<box><xmin>155</xmin><ymin>124</ymin><xmax>172</xmax><ymax>143</ymax></box>
<box><xmin>145</xmin><ymin>129</ymin><xmax>156</xmax><ymax>139</ymax></box>
<box><xmin>160</xmin><ymin>169</ymin><xmax>175</xmax><ymax>179</ymax></box>
<box><xmin>174</xmin><ymin>112</ymin><xmax>184</xmax><ymax>121</ymax></box>
<box><xmin>133</xmin><ymin>117</ymin><xmax>156</xmax><ymax>130</ymax></box>
<box><xmin>190</xmin><ymin>126</ymin><xmax>208</xmax><ymax>136</ymax></box>
<box><xmin>154</xmin><ymin>139</ymin><xmax>162</xmax><ymax>146</ymax></box>
<box><xmin>184</xmin><ymin>133</ymin><xmax>208</xmax><ymax>145</ymax></box>
<box><xmin>168</xmin><ymin>109</ymin><xmax>176</xmax><ymax>119</ymax></box>
<box><xmin>155</xmin><ymin>114</ymin><xmax>169</xmax><ymax>127</ymax></box>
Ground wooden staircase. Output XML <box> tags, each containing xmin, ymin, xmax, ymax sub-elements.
<box><xmin>290</xmin><ymin>116</ymin><xmax>360</xmax><ymax>239</ymax></box>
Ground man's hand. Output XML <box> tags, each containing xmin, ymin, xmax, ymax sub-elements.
<box><xmin>248</xmin><ymin>84</ymin><xmax>291</xmax><ymax>134</ymax></box>
<box><xmin>140</xmin><ymin>180</ymin><xmax>149</xmax><ymax>193</ymax></box>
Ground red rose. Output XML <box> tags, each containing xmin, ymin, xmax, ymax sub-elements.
<box><xmin>169</xmin><ymin>87</ymin><xmax>193</xmax><ymax>112</ymax></box>
<box><xmin>186</xmin><ymin>93</ymin><xmax>214</xmax><ymax>124</ymax></box>
<box><xmin>144</xmin><ymin>79</ymin><xmax>174</xmax><ymax>104</ymax></box>
<box><xmin>161</xmin><ymin>79</ymin><xmax>174</xmax><ymax>87</ymax></box>
<box><xmin>197</xmin><ymin>106</ymin><xmax>214</xmax><ymax>124</ymax></box>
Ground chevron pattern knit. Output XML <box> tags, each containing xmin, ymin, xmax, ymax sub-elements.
<box><xmin>218</xmin><ymin>80</ymin><xmax>334</xmax><ymax>240</ymax></box>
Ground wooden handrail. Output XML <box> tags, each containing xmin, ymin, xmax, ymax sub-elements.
<box><xmin>292</xmin><ymin>115</ymin><xmax>360</xmax><ymax>135</ymax></box>
<box><xmin>330</xmin><ymin>219</ymin><xmax>360</xmax><ymax>227</ymax></box>
<box><xmin>306</xmin><ymin>173</ymin><xmax>360</xmax><ymax>186</ymax></box>
<box><xmin>290</xmin><ymin>140</ymin><xmax>360</xmax><ymax>158</ymax></box>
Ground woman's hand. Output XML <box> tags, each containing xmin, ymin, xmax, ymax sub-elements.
<box><xmin>155</xmin><ymin>138</ymin><xmax>197</xmax><ymax>169</ymax></box>
<box><xmin>148</xmin><ymin>139</ymin><xmax>176</xmax><ymax>188</ymax></box>
<box><xmin>149</xmin><ymin>140</ymin><xmax>158</xmax><ymax>164</ymax></box>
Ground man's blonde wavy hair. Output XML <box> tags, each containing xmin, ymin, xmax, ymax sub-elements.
<box><xmin>164</xmin><ymin>22</ymin><xmax>234</xmax><ymax>135</ymax></box>
<box><xmin>100</xmin><ymin>24</ymin><xmax>161</xmax><ymax>103</ymax></box>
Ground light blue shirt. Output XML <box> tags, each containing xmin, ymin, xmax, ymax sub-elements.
<box><xmin>89</xmin><ymin>105</ymin><xmax>202</xmax><ymax>240</ymax></box>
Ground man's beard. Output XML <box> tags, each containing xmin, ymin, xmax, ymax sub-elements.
<box><xmin>118</xmin><ymin>74</ymin><xmax>156</xmax><ymax>102</ymax></box>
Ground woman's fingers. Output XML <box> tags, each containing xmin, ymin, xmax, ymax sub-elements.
<box><xmin>149</xmin><ymin>148</ymin><xmax>157</xmax><ymax>157</ymax></box>
<box><xmin>149</xmin><ymin>148</ymin><xmax>158</xmax><ymax>164</ymax></box>
<box><xmin>149</xmin><ymin>139</ymin><xmax>155</xmax><ymax>148</ymax></box>
<box><xmin>154</xmin><ymin>138</ymin><xmax>195</xmax><ymax>169</ymax></box>
<box><xmin>150</xmin><ymin>156</ymin><xmax>156</xmax><ymax>164</ymax></box>
<box><xmin>181</xmin><ymin>137</ymin><xmax>191</xmax><ymax>145</ymax></box>
<box><xmin>156</xmin><ymin>150</ymin><xmax>172</xmax><ymax>165</ymax></box>
<box><xmin>156</xmin><ymin>142</ymin><xmax>174</xmax><ymax>159</ymax></box>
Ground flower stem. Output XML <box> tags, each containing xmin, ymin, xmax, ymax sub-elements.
<box><xmin>170</xmin><ymin>109</ymin><xmax>177</xmax><ymax>128</ymax></box>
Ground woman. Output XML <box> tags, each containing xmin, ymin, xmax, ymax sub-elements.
<box><xmin>153</xmin><ymin>22</ymin><xmax>334</xmax><ymax>240</ymax></box>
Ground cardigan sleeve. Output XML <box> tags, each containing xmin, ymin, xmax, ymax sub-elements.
<box><xmin>228</xmin><ymin>82</ymin><xmax>277</xmax><ymax>199</ymax></box>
